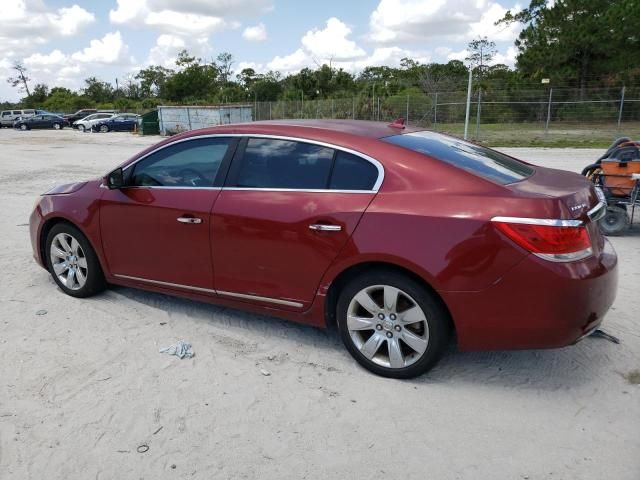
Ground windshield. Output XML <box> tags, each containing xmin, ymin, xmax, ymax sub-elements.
<box><xmin>383</xmin><ymin>131</ymin><xmax>534</xmax><ymax>185</ymax></box>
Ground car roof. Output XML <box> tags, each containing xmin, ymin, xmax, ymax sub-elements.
<box><xmin>180</xmin><ymin>119</ymin><xmax>424</xmax><ymax>140</ymax></box>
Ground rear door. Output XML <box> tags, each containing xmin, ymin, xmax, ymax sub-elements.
<box><xmin>211</xmin><ymin>137</ymin><xmax>382</xmax><ymax>310</ymax></box>
<box><xmin>100</xmin><ymin>136</ymin><xmax>237</xmax><ymax>291</ymax></box>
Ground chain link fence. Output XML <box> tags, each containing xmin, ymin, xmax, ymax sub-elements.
<box><xmin>246</xmin><ymin>86</ymin><xmax>640</xmax><ymax>146</ymax></box>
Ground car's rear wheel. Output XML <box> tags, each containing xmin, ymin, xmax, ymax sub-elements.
<box><xmin>99</xmin><ymin>124</ymin><xmax>109</xmax><ymax>133</ymax></box>
<box><xmin>45</xmin><ymin>223</ymin><xmax>106</xmax><ymax>298</ymax></box>
<box><xmin>337</xmin><ymin>270</ymin><xmax>451</xmax><ymax>378</ymax></box>
<box><xmin>20</xmin><ymin>124</ymin><xmax>28</xmax><ymax>131</ymax></box>
<box><xmin>53</xmin><ymin>122</ymin><xmax>61</xmax><ymax>130</ymax></box>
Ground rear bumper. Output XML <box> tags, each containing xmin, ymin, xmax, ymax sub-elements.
<box><xmin>441</xmin><ymin>239</ymin><xmax>618</xmax><ymax>351</ymax></box>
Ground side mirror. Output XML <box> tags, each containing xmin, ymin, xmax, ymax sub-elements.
<box><xmin>106</xmin><ymin>168</ymin><xmax>124</xmax><ymax>189</ymax></box>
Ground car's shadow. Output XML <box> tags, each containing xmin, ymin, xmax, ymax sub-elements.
<box><xmin>107</xmin><ymin>285</ymin><xmax>622</xmax><ymax>391</ymax></box>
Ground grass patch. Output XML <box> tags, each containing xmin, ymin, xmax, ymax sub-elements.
<box><xmin>430</xmin><ymin>121</ymin><xmax>640</xmax><ymax>148</ymax></box>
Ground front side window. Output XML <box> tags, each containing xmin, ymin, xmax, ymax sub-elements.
<box><xmin>129</xmin><ymin>137</ymin><xmax>232</xmax><ymax>187</ymax></box>
<box><xmin>383</xmin><ymin>131</ymin><xmax>534</xmax><ymax>185</ymax></box>
<box><xmin>235</xmin><ymin>138</ymin><xmax>334</xmax><ymax>189</ymax></box>
<box><xmin>12</xmin><ymin>111</ymin><xmax>21</xmax><ymax>115</ymax></box>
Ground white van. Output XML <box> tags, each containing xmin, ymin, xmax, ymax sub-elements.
<box><xmin>1</xmin><ymin>109</ymin><xmax>36</xmax><ymax>127</ymax></box>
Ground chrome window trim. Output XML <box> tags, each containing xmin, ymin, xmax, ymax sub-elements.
<box><xmin>491</xmin><ymin>216</ymin><xmax>584</xmax><ymax>228</ymax></box>
<box><xmin>113</xmin><ymin>274</ymin><xmax>304</xmax><ymax>308</ymax></box>
<box><xmin>119</xmin><ymin>133</ymin><xmax>385</xmax><ymax>193</ymax></box>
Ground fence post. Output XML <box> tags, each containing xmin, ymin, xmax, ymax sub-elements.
<box><xmin>269</xmin><ymin>102</ymin><xmax>272</xmax><ymax>120</ymax></box>
<box><xmin>352</xmin><ymin>98</ymin><xmax>355</xmax><ymax>119</ymax></box>
<box><xmin>545</xmin><ymin>88</ymin><xmax>553</xmax><ymax>136</ymax></box>
<box><xmin>433</xmin><ymin>92</ymin><xmax>438</xmax><ymax>129</ymax></box>
<box><xmin>618</xmin><ymin>86</ymin><xmax>626</xmax><ymax>128</ymax></box>
<box><xmin>464</xmin><ymin>68</ymin><xmax>473</xmax><ymax>140</ymax></box>
<box><xmin>406</xmin><ymin>95</ymin><xmax>410</xmax><ymax>125</ymax></box>
<box><xmin>186</xmin><ymin>107</ymin><xmax>192</xmax><ymax>130</ymax></box>
<box><xmin>475</xmin><ymin>88</ymin><xmax>482</xmax><ymax>140</ymax></box>
<box><xmin>377</xmin><ymin>97</ymin><xmax>380</xmax><ymax>121</ymax></box>
<box><xmin>331</xmin><ymin>99</ymin><xmax>335</xmax><ymax>119</ymax></box>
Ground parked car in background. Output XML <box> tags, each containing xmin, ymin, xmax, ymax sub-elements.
<box><xmin>29</xmin><ymin>120</ymin><xmax>618</xmax><ymax>378</ymax></box>
<box><xmin>15</xmin><ymin>114</ymin><xmax>66</xmax><ymax>130</ymax></box>
<box><xmin>63</xmin><ymin>109</ymin><xmax>98</xmax><ymax>124</ymax></box>
<box><xmin>91</xmin><ymin>113</ymin><xmax>140</xmax><ymax>133</ymax></box>
<box><xmin>74</xmin><ymin>112</ymin><xmax>116</xmax><ymax>132</ymax></box>
<box><xmin>1</xmin><ymin>109</ymin><xmax>36</xmax><ymax>127</ymax></box>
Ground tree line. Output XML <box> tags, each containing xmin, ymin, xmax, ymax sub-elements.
<box><xmin>3</xmin><ymin>0</ymin><xmax>639</xmax><ymax>114</ymax></box>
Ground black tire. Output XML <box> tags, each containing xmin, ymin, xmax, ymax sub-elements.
<box><xmin>598</xmin><ymin>205</ymin><xmax>629</xmax><ymax>236</ymax></box>
<box><xmin>337</xmin><ymin>269</ymin><xmax>451</xmax><ymax>379</ymax></box>
<box><xmin>53</xmin><ymin>123</ymin><xmax>62</xmax><ymax>130</ymax></box>
<box><xmin>99</xmin><ymin>124</ymin><xmax>109</xmax><ymax>133</ymax></box>
<box><xmin>45</xmin><ymin>223</ymin><xmax>106</xmax><ymax>298</ymax></box>
<box><xmin>77</xmin><ymin>124</ymin><xmax>85</xmax><ymax>132</ymax></box>
<box><xmin>19</xmin><ymin>124</ymin><xmax>28</xmax><ymax>131</ymax></box>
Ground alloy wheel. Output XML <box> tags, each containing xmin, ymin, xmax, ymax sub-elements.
<box><xmin>53</xmin><ymin>123</ymin><xmax>61</xmax><ymax>130</ymax></box>
<box><xmin>346</xmin><ymin>285</ymin><xmax>429</xmax><ymax>369</ymax></box>
<box><xmin>100</xmin><ymin>125</ymin><xmax>109</xmax><ymax>133</ymax></box>
<box><xmin>50</xmin><ymin>232</ymin><xmax>88</xmax><ymax>290</ymax></box>
<box><xmin>20</xmin><ymin>124</ymin><xmax>27</xmax><ymax>130</ymax></box>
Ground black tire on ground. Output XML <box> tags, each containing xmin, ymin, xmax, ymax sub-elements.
<box><xmin>598</xmin><ymin>205</ymin><xmax>629</xmax><ymax>236</ymax></box>
<box><xmin>78</xmin><ymin>125</ymin><xmax>85</xmax><ymax>132</ymax></box>
<box><xmin>45</xmin><ymin>223</ymin><xmax>106</xmax><ymax>298</ymax></box>
<box><xmin>99</xmin><ymin>124</ymin><xmax>109</xmax><ymax>133</ymax></box>
<box><xmin>336</xmin><ymin>269</ymin><xmax>451</xmax><ymax>379</ymax></box>
<box><xmin>53</xmin><ymin>123</ymin><xmax>62</xmax><ymax>130</ymax></box>
<box><xmin>20</xmin><ymin>124</ymin><xmax>28</xmax><ymax>130</ymax></box>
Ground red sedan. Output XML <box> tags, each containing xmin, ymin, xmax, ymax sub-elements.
<box><xmin>29</xmin><ymin>120</ymin><xmax>618</xmax><ymax>378</ymax></box>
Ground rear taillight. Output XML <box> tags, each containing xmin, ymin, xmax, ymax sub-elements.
<box><xmin>492</xmin><ymin>217</ymin><xmax>592</xmax><ymax>262</ymax></box>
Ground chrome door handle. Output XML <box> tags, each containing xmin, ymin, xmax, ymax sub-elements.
<box><xmin>177</xmin><ymin>216</ymin><xmax>202</xmax><ymax>224</ymax></box>
<box><xmin>309</xmin><ymin>224</ymin><xmax>342</xmax><ymax>232</ymax></box>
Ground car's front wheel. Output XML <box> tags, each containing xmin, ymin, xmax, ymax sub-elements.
<box><xmin>77</xmin><ymin>124</ymin><xmax>85</xmax><ymax>132</ymax></box>
<box><xmin>337</xmin><ymin>270</ymin><xmax>451</xmax><ymax>379</ymax></box>
<box><xmin>45</xmin><ymin>223</ymin><xmax>106</xmax><ymax>298</ymax></box>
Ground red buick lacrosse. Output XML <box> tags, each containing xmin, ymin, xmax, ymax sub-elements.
<box><xmin>29</xmin><ymin>120</ymin><xmax>618</xmax><ymax>378</ymax></box>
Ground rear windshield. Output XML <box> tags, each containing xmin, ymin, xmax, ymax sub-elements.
<box><xmin>383</xmin><ymin>131</ymin><xmax>534</xmax><ymax>184</ymax></box>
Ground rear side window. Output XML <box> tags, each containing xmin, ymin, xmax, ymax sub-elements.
<box><xmin>130</xmin><ymin>137</ymin><xmax>232</xmax><ymax>187</ymax></box>
<box><xmin>236</xmin><ymin>138</ymin><xmax>334</xmax><ymax>189</ymax></box>
<box><xmin>383</xmin><ymin>131</ymin><xmax>533</xmax><ymax>184</ymax></box>
<box><xmin>12</xmin><ymin>111</ymin><xmax>21</xmax><ymax>115</ymax></box>
<box><xmin>329</xmin><ymin>151</ymin><xmax>378</xmax><ymax>190</ymax></box>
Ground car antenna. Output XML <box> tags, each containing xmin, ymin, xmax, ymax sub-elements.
<box><xmin>388</xmin><ymin>118</ymin><xmax>406</xmax><ymax>129</ymax></box>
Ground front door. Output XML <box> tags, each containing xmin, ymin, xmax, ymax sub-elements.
<box><xmin>100</xmin><ymin>136</ymin><xmax>236</xmax><ymax>291</ymax></box>
<box><xmin>212</xmin><ymin>137</ymin><xmax>381</xmax><ymax>309</ymax></box>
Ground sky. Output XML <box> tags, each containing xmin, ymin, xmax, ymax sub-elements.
<box><xmin>0</xmin><ymin>0</ymin><xmax>523</xmax><ymax>102</ymax></box>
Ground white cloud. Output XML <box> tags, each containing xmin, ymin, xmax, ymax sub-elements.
<box><xmin>301</xmin><ymin>18</ymin><xmax>366</xmax><ymax>61</ymax></box>
<box><xmin>368</xmin><ymin>0</ymin><xmax>520</xmax><ymax>44</ymax></box>
<box><xmin>145</xmin><ymin>11</ymin><xmax>227</xmax><ymax>35</ymax></box>
<box><xmin>267</xmin><ymin>49</ymin><xmax>310</xmax><ymax>73</ymax></box>
<box><xmin>0</xmin><ymin>1</ymin><xmax>95</xmax><ymax>58</ymax></box>
<box><xmin>147</xmin><ymin>0</ymin><xmax>273</xmax><ymax>16</ymax></box>
<box><xmin>147</xmin><ymin>34</ymin><xmax>187</xmax><ymax>68</ymax></box>
<box><xmin>71</xmin><ymin>31</ymin><xmax>132</xmax><ymax>65</ymax></box>
<box><xmin>109</xmin><ymin>0</ymin><xmax>147</xmax><ymax>24</ymax></box>
<box><xmin>243</xmin><ymin>23</ymin><xmax>267</xmax><ymax>42</ymax></box>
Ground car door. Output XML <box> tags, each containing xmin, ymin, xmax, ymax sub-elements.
<box><xmin>30</xmin><ymin>115</ymin><xmax>44</xmax><ymax>128</ymax></box>
<box><xmin>211</xmin><ymin>137</ymin><xmax>382</xmax><ymax>310</ymax></box>
<box><xmin>100</xmin><ymin>136</ymin><xmax>237</xmax><ymax>292</ymax></box>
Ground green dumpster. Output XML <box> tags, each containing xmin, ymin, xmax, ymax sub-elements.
<box><xmin>139</xmin><ymin>110</ymin><xmax>159</xmax><ymax>135</ymax></box>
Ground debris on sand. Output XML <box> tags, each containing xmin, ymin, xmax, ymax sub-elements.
<box><xmin>159</xmin><ymin>340</ymin><xmax>194</xmax><ymax>359</ymax></box>
<box><xmin>36</xmin><ymin>309</ymin><xmax>47</xmax><ymax>316</ymax></box>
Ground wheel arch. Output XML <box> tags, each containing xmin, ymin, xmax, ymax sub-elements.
<box><xmin>39</xmin><ymin>217</ymin><xmax>106</xmax><ymax>273</ymax></box>
<box><xmin>323</xmin><ymin>261</ymin><xmax>455</xmax><ymax>336</ymax></box>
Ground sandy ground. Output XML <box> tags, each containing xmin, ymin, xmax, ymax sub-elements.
<box><xmin>0</xmin><ymin>128</ymin><xmax>639</xmax><ymax>480</ymax></box>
